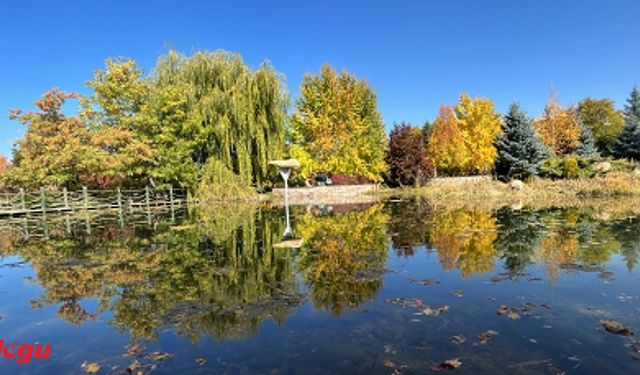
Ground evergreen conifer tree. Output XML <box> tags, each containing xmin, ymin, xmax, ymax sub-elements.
<box><xmin>494</xmin><ymin>103</ymin><xmax>548</xmax><ymax>181</ymax></box>
<box><xmin>575</xmin><ymin>123</ymin><xmax>600</xmax><ymax>157</ymax></box>
<box><xmin>613</xmin><ymin>87</ymin><xmax>640</xmax><ymax>160</ymax></box>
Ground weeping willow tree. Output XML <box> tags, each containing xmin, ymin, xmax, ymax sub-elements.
<box><xmin>142</xmin><ymin>50</ymin><xmax>289</xmax><ymax>193</ymax></box>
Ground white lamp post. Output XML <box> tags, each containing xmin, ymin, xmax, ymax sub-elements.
<box><xmin>269</xmin><ymin>159</ymin><xmax>300</xmax><ymax>240</ymax></box>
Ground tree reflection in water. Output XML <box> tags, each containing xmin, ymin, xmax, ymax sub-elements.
<box><xmin>2</xmin><ymin>201</ymin><xmax>640</xmax><ymax>345</ymax></box>
<box><xmin>295</xmin><ymin>204</ymin><xmax>389</xmax><ymax>316</ymax></box>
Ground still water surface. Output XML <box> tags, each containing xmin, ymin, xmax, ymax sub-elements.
<box><xmin>0</xmin><ymin>200</ymin><xmax>639</xmax><ymax>374</ymax></box>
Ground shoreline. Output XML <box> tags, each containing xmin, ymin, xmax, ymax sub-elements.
<box><xmin>262</xmin><ymin>171</ymin><xmax>640</xmax><ymax>211</ymax></box>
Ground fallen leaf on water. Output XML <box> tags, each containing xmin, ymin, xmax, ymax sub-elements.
<box><xmin>127</xmin><ymin>360</ymin><xmax>142</xmax><ymax>372</ymax></box>
<box><xmin>195</xmin><ymin>358</ymin><xmax>207</xmax><ymax>366</ymax></box>
<box><xmin>451</xmin><ymin>289</ymin><xmax>464</xmax><ymax>298</ymax></box>
<box><xmin>123</xmin><ymin>343</ymin><xmax>144</xmax><ymax>357</ymax></box>
<box><xmin>420</xmin><ymin>278</ymin><xmax>440</xmax><ymax>285</ymax></box>
<box><xmin>547</xmin><ymin>364</ymin><xmax>566</xmax><ymax>375</ymax></box>
<box><xmin>497</xmin><ymin>304</ymin><xmax>522</xmax><ymax>320</ymax></box>
<box><xmin>430</xmin><ymin>358</ymin><xmax>462</xmax><ymax>371</ymax></box>
<box><xmin>451</xmin><ymin>335</ymin><xmax>466</xmax><ymax>344</ymax></box>
<box><xmin>146</xmin><ymin>352</ymin><xmax>172</xmax><ymax>361</ymax></box>
<box><xmin>383</xmin><ymin>359</ymin><xmax>396</xmax><ymax>368</ymax></box>
<box><xmin>601</xmin><ymin>320</ymin><xmax>634</xmax><ymax>336</ymax></box>
<box><xmin>82</xmin><ymin>362</ymin><xmax>101</xmax><ymax>374</ymax></box>
<box><xmin>475</xmin><ymin>330</ymin><xmax>499</xmax><ymax>345</ymax></box>
<box><xmin>507</xmin><ymin>310</ymin><xmax>521</xmax><ymax>320</ymax></box>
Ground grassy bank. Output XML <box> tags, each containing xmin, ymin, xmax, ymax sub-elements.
<box><xmin>379</xmin><ymin>171</ymin><xmax>640</xmax><ymax>209</ymax></box>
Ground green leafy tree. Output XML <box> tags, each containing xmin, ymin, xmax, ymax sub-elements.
<box><xmin>81</xmin><ymin>59</ymin><xmax>156</xmax><ymax>186</ymax></box>
<box><xmin>290</xmin><ymin>65</ymin><xmax>387</xmax><ymax>182</ymax></box>
<box><xmin>576</xmin><ymin>98</ymin><xmax>624</xmax><ymax>154</ymax></box>
<box><xmin>613</xmin><ymin>87</ymin><xmax>640</xmax><ymax>160</ymax></box>
<box><xmin>494</xmin><ymin>103</ymin><xmax>548</xmax><ymax>181</ymax></box>
<box><xmin>142</xmin><ymin>50</ymin><xmax>289</xmax><ymax>190</ymax></box>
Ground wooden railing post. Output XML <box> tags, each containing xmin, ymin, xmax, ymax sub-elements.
<box><xmin>145</xmin><ymin>186</ymin><xmax>150</xmax><ymax>208</ymax></box>
<box><xmin>19</xmin><ymin>188</ymin><xmax>26</xmax><ymax>211</ymax></box>
<box><xmin>63</xmin><ymin>187</ymin><xmax>69</xmax><ymax>209</ymax></box>
<box><xmin>117</xmin><ymin>187</ymin><xmax>122</xmax><ymax>209</ymax></box>
<box><xmin>83</xmin><ymin>186</ymin><xmax>88</xmax><ymax>210</ymax></box>
<box><xmin>40</xmin><ymin>187</ymin><xmax>46</xmax><ymax>215</ymax></box>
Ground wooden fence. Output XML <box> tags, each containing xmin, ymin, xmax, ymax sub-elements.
<box><xmin>0</xmin><ymin>186</ymin><xmax>188</xmax><ymax>217</ymax></box>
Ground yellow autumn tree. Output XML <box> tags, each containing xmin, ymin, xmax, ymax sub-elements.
<box><xmin>533</xmin><ymin>94</ymin><xmax>581</xmax><ymax>155</ymax></box>
<box><xmin>455</xmin><ymin>94</ymin><xmax>502</xmax><ymax>174</ymax></box>
<box><xmin>427</xmin><ymin>105</ymin><xmax>468</xmax><ymax>175</ymax></box>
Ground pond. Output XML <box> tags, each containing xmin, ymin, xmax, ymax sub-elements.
<box><xmin>0</xmin><ymin>200</ymin><xmax>639</xmax><ymax>374</ymax></box>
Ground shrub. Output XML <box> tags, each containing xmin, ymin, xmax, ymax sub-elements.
<box><xmin>196</xmin><ymin>159</ymin><xmax>256</xmax><ymax>202</ymax></box>
<box><xmin>563</xmin><ymin>157</ymin><xmax>580</xmax><ymax>179</ymax></box>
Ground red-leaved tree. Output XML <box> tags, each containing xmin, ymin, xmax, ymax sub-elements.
<box><xmin>386</xmin><ymin>123</ymin><xmax>435</xmax><ymax>187</ymax></box>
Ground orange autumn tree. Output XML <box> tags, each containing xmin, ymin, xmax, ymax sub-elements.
<box><xmin>533</xmin><ymin>94</ymin><xmax>581</xmax><ymax>155</ymax></box>
<box><xmin>0</xmin><ymin>154</ymin><xmax>8</xmax><ymax>174</ymax></box>
<box><xmin>427</xmin><ymin>105</ymin><xmax>468</xmax><ymax>175</ymax></box>
<box><xmin>455</xmin><ymin>94</ymin><xmax>502</xmax><ymax>174</ymax></box>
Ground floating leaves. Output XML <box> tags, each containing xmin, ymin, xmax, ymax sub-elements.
<box><xmin>496</xmin><ymin>302</ymin><xmax>536</xmax><ymax>320</ymax></box>
<box><xmin>126</xmin><ymin>359</ymin><xmax>142</xmax><ymax>373</ymax></box>
<box><xmin>146</xmin><ymin>352</ymin><xmax>172</xmax><ymax>361</ymax></box>
<box><xmin>419</xmin><ymin>278</ymin><xmax>440</xmax><ymax>286</ymax></box>
<box><xmin>383</xmin><ymin>359</ymin><xmax>397</xmax><ymax>368</ymax></box>
<box><xmin>475</xmin><ymin>330</ymin><xmax>499</xmax><ymax>345</ymax></box>
<box><xmin>195</xmin><ymin>358</ymin><xmax>207</xmax><ymax>366</ymax></box>
<box><xmin>430</xmin><ymin>358</ymin><xmax>462</xmax><ymax>371</ymax></box>
<box><xmin>497</xmin><ymin>305</ymin><xmax>520</xmax><ymax>320</ymax></box>
<box><xmin>421</xmin><ymin>305</ymin><xmax>449</xmax><ymax>317</ymax></box>
<box><xmin>600</xmin><ymin>320</ymin><xmax>634</xmax><ymax>336</ymax></box>
<box><xmin>451</xmin><ymin>335</ymin><xmax>466</xmax><ymax>345</ymax></box>
<box><xmin>123</xmin><ymin>343</ymin><xmax>144</xmax><ymax>357</ymax></box>
<box><xmin>386</xmin><ymin>297</ymin><xmax>449</xmax><ymax>317</ymax></box>
<box><xmin>451</xmin><ymin>289</ymin><xmax>464</xmax><ymax>298</ymax></box>
<box><xmin>81</xmin><ymin>362</ymin><xmax>101</xmax><ymax>374</ymax></box>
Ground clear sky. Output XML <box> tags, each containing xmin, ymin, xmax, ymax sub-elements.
<box><xmin>1</xmin><ymin>0</ymin><xmax>639</xmax><ymax>157</ymax></box>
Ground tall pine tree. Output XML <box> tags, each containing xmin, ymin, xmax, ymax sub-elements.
<box><xmin>613</xmin><ymin>87</ymin><xmax>640</xmax><ymax>160</ymax></box>
<box><xmin>494</xmin><ymin>103</ymin><xmax>548</xmax><ymax>181</ymax></box>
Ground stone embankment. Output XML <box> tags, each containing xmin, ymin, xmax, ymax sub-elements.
<box><xmin>270</xmin><ymin>184</ymin><xmax>379</xmax><ymax>205</ymax></box>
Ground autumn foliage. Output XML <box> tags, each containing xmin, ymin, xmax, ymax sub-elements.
<box><xmin>290</xmin><ymin>65</ymin><xmax>387</xmax><ymax>182</ymax></box>
<box><xmin>426</xmin><ymin>94</ymin><xmax>501</xmax><ymax>176</ymax></box>
<box><xmin>428</xmin><ymin>105</ymin><xmax>468</xmax><ymax>175</ymax></box>
<box><xmin>533</xmin><ymin>95</ymin><xmax>582</xmax><ymax>155</ymax></box>
<box><xmin>386</xmin><ymin>124</ymin><xmax>434</xmax><ymax>187</ymax></box>
<box><xmin>454</xmin><ymin>94</ymin><xmax>502</xmax><ymax>174</ymax></box>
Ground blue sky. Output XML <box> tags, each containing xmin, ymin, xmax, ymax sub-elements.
<box><xmin>1</xmin><ymin>0</ymin><xmax>639</xmax><ymax>157</ymax></box>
